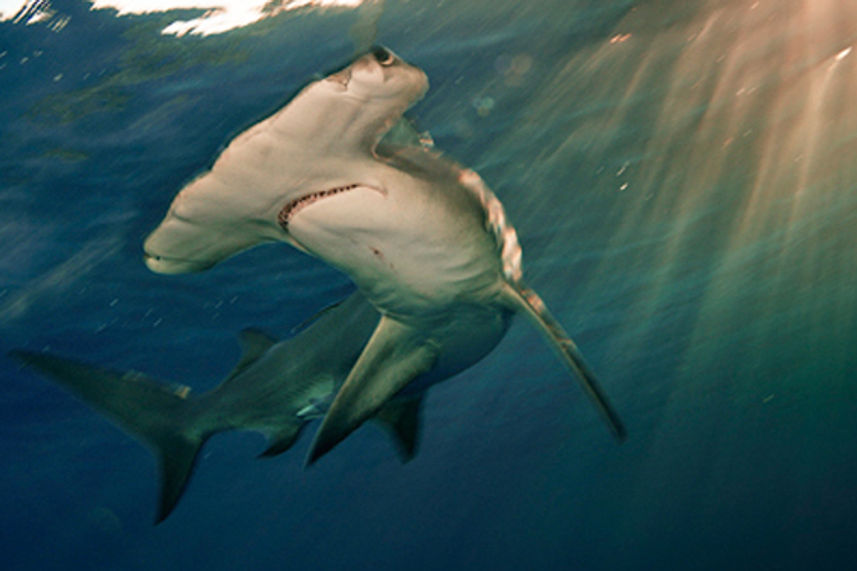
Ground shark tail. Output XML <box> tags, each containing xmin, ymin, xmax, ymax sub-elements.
<box><xmin>9</xmin><ymin>350</ymin><xmax>207</xmax><ymax>523</ymax></box>
<box><xmin>501</xmin><ymin>283</ymin><xmax>627</xmax><ymax>441</ymax></box>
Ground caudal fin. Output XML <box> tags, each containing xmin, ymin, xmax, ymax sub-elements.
<box><xmin>9</xmin><ymin>350</ymin><xmax>206</xmax><ymax>523</ymax></box>
<box><xmin>502</xmin><ymin>284</ymin><xmax>627</xmax><ymax>441</ymax></box>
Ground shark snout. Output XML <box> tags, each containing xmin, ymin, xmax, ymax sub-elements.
<box><xmin>143</xmin><ymin>251</ymin><xmax>212</xmax><ymax>274</ymax></box>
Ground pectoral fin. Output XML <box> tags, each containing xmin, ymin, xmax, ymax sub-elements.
<box><xmin>503</xmin><ymin>283</ymin><xmax>627</xmax><ymax>441</ymax></box>
<box><xmin>306</xmin><ymin>316</ymin><xmax>438</xmax><ymax>464</ymax></box>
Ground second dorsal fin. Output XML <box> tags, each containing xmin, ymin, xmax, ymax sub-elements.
<box><xmin>224</xmin><ymin>328</ymin><xmax>278</xmax><ymax>382</ymax></box>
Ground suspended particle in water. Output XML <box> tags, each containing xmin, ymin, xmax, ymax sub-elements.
<box><xmin>472</xmin><ymin>95</ymin><xmax>495</xmax><ymax>117</ymax></box>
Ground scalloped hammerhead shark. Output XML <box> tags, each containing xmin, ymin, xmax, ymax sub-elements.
<box><xmin>142</xmin><ymin>47</ymin><xmax>625</xmax><ymax>465</ymax></box>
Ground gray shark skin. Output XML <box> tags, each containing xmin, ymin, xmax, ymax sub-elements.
<box><xmin>143</xmin><ymin>47</ymin><xmax>626</xmax><ymax>464</ymax></box>
<box><xmin>11</xmin><ymin>293</ymin><xmax>510</xmax><ymax>523</ymax></box>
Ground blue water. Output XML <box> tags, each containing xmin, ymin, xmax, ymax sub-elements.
<box><xmin>2</xmin><ymin>1</ymin><xmax>856</xmax><ymax>569</ymax></box>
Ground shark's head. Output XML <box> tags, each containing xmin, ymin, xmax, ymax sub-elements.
<box><xmin>142</xmin><ymin>47</ymin><xmax>429</xmax><ymax>276</ymax></box>
<box><xmin>143</xmin><ymin>217</ymin><xmax>260</xmax><ymax>274</ymax></box>
<box><xmin>142</xmin><ymin>174</ymin><xmax>283</xmax><ymax>274</ymax></box>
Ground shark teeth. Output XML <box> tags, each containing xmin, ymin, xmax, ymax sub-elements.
<box><xmin>278</xmin><ymin>184</ymin><xmax>360</xmax><ymax>229</ymax></box>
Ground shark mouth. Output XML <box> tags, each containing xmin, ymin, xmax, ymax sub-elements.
<box><xmin>278</xmin><ymin>184</ymin><xmax>361</xmax><ymax>230</ymax></box>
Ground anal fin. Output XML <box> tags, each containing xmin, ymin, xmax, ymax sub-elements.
<box><xmin>306</xmin><ymin>316</ymin><xmax>438</xmax><ymax>464</ymax></box>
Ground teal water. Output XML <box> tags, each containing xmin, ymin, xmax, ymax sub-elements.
<box><xmin>2</xmin><ymin>1</ymin><xmax>856</xmax><ymax>569</ymax></box>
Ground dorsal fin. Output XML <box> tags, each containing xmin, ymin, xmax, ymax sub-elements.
<box><xmin>224</xmin><ymin>328</ymin><xmax>278</xmax><ymax>382</ymax></box>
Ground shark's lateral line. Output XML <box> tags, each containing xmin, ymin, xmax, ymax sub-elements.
<box><xmin>11</xmin><ymin>293</ymin><xmax>509</xmax><ymax>522</ymax></box>
<box><xmin>144</xmin><ymin>46</ymin><xmax>626</xmax><ymax>463</ymax></box>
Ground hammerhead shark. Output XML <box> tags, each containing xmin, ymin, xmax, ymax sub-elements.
<box><xmin>143</xmin><ymin>47</ymin><xmax>626</xmax><ymax>463</ymax></box>
<box><xmin>11</xmin><ymin>292</ymin><xmax>511</xmax><ymax>522</ymax></box>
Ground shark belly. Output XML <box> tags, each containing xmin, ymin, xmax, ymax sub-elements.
<box><xmin>285</xmin><ymin>165</ymin><xmax>505</xmax><ymax>321</ymax></box>
<box><xmin>397</xmin><ymin>303</ymin><xmax>513</xmax><ymax>396</ymax></box>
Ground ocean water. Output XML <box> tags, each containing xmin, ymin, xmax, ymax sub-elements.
<box><xmin>2</xmin><ymin>1</ymin><xmax>856</xmax><ymax>569</ymax></box>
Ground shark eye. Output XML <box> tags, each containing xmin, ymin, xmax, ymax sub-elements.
<box><xmin>371</xmin><ymin>46</ymin><xmax>395</xmax><ymax>67</ymax></box>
